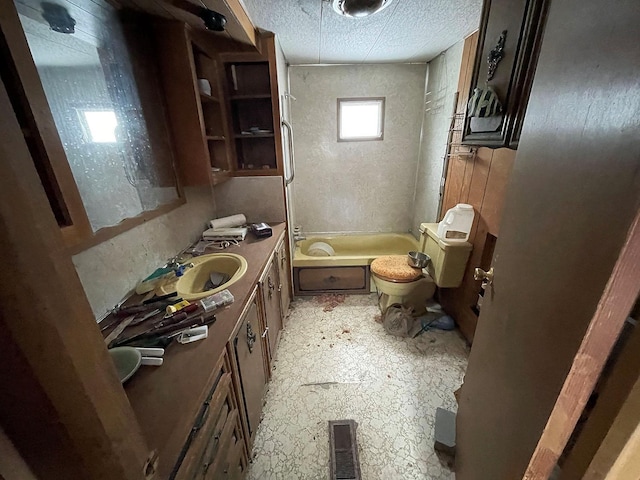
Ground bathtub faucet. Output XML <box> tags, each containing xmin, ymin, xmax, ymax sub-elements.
<box><xmin>292</xmin><ymin>225</ymin><xmax>305</xmax><ymax>241</ymax></box>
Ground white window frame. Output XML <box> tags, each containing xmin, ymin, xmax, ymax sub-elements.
<box><xmin>337</xmin><ymin>97</ymin><xmax>385</xmax><ymax>142</ymax></box>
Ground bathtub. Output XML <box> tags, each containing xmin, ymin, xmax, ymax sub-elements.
<box><xmin>293</xmin><ymin>233</ymin><xmax>418</xmax><ymax>295</ymax></box>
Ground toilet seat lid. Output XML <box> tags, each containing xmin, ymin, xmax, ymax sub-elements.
<box><xmin>371</xmin><ymin>255</ymin><xmax>422</xmax><ymax>283</ymax></box>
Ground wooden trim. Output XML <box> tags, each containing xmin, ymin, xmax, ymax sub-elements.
<box><xmin>560</xmin><ymin>318</ymin><xmax>640</xmax><ymax>478</ymax></box>
<box><xmin>67</xmin><ymin>197</ymin><xmax>186</xmax><ymax>255</ymax></box>
<box><xmin>0</xmin><ymin>1</ymin><xmax>92</xmax><ymax>239</ymax></box>
<box><xmin>0</xmin><ymin>73</ymin><xmax>151</xmax><ymax>479</ymax></box>
<box><xmin>2</xmin><ymin>4</ymin><xmax>187</xmax><ymax>254</ymax></box>
<box><xmin>265</xmin><ymin>33</ymin><xmax>285</xmax><ymax>176</ymax></box>
<box><xmin>523</xmin><ymin>209</ymin><xmax>640</xmax><ymax>479</ymax></box>
<box><xmin>218</xmin><ymin>0</ymin><xmax>257</xmax><ymax>46</ymax></box>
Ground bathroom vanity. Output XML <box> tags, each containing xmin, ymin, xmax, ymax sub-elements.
<box><xmin>117</xmin><ymin>223</ymin><xmax>289</xmax><ymax>478</ymax></box>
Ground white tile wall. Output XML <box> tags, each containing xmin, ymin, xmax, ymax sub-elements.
<box><xmin>72</xmin><ymin>186</ymin><xmax>215</xmax><ymax>320</ymax></box>
<box><xmin>412</xmin><ymin>40</ymin><xmax>464</xmax><ymax>233</ymax></box>
<box><xmin>290</xmin><ymin>64</ymin><xmax>427</xmax><ymax>234</ymax></box>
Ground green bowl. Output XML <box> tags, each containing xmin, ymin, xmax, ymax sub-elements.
<box><xmin>108</xmin><ymin>347</ymin><xmax>142</xmax><ymax>383</ymax></box>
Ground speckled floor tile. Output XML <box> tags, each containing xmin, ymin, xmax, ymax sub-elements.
<box><xmin>247</xmin><ymin>294</ymin><xmax>469</xmax><ymax>480</ymax></box>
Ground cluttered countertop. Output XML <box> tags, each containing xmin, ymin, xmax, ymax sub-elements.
<box><xmin>102</xmin><ymin>222</ymin><xmax>286</xmax><ymax>475</ymax></box>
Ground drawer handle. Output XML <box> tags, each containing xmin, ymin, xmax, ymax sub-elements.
<box><xmin>261</xmin><ymin>326</ymin><xmax>269</xmax><ymax>338</ymax></box>
<box><xmin>193</xmin><ymin>400</ymin><xmax>210</xmax><ymax>432</ymax></box>
<box><xmin>328</xmin><ymin>275</ymin><xmax>337</xmax><ymax>283</ymax></box>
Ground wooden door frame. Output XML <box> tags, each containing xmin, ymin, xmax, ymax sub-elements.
<box><xmin>0</xmin><ymin>72</ymin><xmax>152</xmax><ymax>478</ymax></box>
<box><xmin>523</xmin><ymin>210</ymin><xmax>640</xmax><ymax>479</ymax></box>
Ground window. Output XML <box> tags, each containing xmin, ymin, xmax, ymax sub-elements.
<box><xmin>337</xmin><ymin>97</ymin><xmax>385</xmax><ymax>141</ymax></box>
<box><xmin>81</xmin><ymin>110</ymin><xmax>118</xmax><ymax>143</ymax></box>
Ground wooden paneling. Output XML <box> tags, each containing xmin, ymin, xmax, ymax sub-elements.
<box><xmin>440</xmin><ymin>31</ymin><xmax>517</xmax><ymax>342</ymax></box>
<box><xmin>456</xmin><ymin>0</ymin><xmax>640</xmax><ymax>477</ymax></box>
<box><xmin>440</xmin><ymin>147</ymin><xmax>515</xmax><ymax>342</ymax></box>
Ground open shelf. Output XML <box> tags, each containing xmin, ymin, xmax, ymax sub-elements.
<box><xmin>230</xmin><ymin>94</ymin><xmax>271</xmax><ymax>100</ymax></box>
<box><xmin>206</xmin><ymin>135</ymin><xmax>226</xmax><ymax>141</ymax></box>
<box><xmin>199</xmin><ymin>92</ymin><xmax>219</xmax><ymax>103</ymax></box>
<box><xmin>234</xmin><ymin>133</ymin><xmax>274</xmax><ymax>139</ymax></box>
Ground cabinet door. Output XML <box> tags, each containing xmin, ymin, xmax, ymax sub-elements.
<box><xmin>276</xmin><ymin>239</ymin><xmax>291</xmax><ymax>324</ymax></box>
<box><xmin>259</xmin><ymin>256</ymin><xmax>283</xmax><ymax>364</ymax></box>
<box><xmin>232</xmin><ymin>294</ymin><xmax>267</xmax><ymax>441</ymax></box>
<box><xmin>461</xmin><ymin>0</ymin><xmax>549</xmax><ymax>148</ymax></box>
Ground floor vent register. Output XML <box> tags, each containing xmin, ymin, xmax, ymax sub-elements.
<box><xmin>329</xmin><ymin>420</ymin><xmax>362</xmax><ymax>480</ymax></box>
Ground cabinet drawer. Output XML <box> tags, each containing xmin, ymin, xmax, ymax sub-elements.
<box><xmin>173</xmin><ymin>352</ymin><xmax>243</xmax><ymax>480</ymax></box>
<box><xmin>205</xmin><ymin>409</ymin><xmax>244</xmax><ymax>479</ymax></box>
<box><xmin>295</xmin><ymin>266</ymin><xmax>369</xmax><ymax>294</ymax></box>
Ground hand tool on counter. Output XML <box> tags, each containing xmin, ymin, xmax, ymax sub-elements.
<box><xmin>113</xmin><ymin>314</ymin><xmax>217</xmax><ymax>347</ymax></box>
<box><xmin>113</xmin><ymin>294</ymin><xmax>180</xmax><ymax>317</ymax></box>
<box><xmin>142</xmin><ymin>292</ymin><xmax>178</xmax><ymax>305</ymax></box>
<box><xmin>130</xmin><ymin>308</ymin><xmax>163</xmax><ymax>326</ymax></box>
<box><xmin>135</xmin><ymin>347</ymin><xmax>165</xmax><ymax>366</ymax></box>
<box><xmin>104</xmin><ymin>315</ymin><xmax>136</xmax><ymax>348</ymax></box>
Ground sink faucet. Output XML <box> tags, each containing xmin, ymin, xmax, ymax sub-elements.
<box><xmin>166</xmin><ymin>257</ymin><xmax>194</xmax><ymax>277</ymax></box>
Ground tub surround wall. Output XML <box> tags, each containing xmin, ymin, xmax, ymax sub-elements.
<box><xmin>411</xmin><ymin>40</ymin><xmax>465</xmax><ymax>234</ymax></box>
<box><xmin>290</xmin><ymin>64</ymin><xmax>427</xmax><ymax>234</ymax></box>
<box><xmin>214</xmin><ymin>176</ymin><xmax>286</xmax><ymax>224</ymax></box>
<box><xmin>73</xmin><ymin>186</ymin><xmax>215</xmax><ymax>320</ymax></box>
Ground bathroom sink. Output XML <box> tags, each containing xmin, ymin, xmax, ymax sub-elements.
<box><xmin>158</xmin><ymin>253</ymin><xmax>248</xmax><ymax>301</ymax></box>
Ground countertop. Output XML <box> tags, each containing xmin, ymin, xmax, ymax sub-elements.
<box><xmin>119</xmin><ymin>223</ymin><xmax>286</xmax><ymax>477</ymax></box>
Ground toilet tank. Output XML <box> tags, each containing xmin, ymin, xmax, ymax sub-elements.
<box><xmin>419</xmin><ymin>223</ymin><xmax>472</xmax><ymax>288</ymax></box>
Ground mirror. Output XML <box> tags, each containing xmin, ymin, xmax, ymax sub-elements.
<box><xmin>16</xmin><ymin>0</ymin><xmax>179</xmax><ymax>232</ymax></box>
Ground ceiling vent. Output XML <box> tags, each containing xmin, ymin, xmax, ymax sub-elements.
<box><xmin>331</xmin><ymin>0</ymin><xmax>394</xmax><ymax>18</ymax></box>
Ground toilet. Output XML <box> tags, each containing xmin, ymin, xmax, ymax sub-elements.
<box><xmin>371</xmin><ymin>223</ymin><xmax>472</xmax><ymax>313</ymax></box>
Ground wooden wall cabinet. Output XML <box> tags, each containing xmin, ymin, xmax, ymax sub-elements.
<box><xmin>219</xmin><ymin>34</ymin><xmax>285</xmax><ymax>176</ymax></box>
<box><xmin>462</xmin><ymin>0</ymin><xmax>549</xmax><ymax>148</ymax></box>
<box><xmin>155</xmin><ymin>21</ymin><xmax>233</xmax><ymax>186</ymax></box>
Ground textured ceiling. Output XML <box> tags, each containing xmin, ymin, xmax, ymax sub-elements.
<box><xmin>239</xmin><ymin>0</ymin><xmax>482</xmax><ymax>64</ymax></box>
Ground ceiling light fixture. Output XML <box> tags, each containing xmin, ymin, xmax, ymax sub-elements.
<box><xmin>331</xmin><ymin>0</ymin><xmax>394</xmax><ymax>18</ymax></box>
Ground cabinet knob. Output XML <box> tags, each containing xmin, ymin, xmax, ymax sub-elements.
<box><xmin>474</xmin><ymin>267</ymin><xmax>494</xmax><ymax>286</ymax></box>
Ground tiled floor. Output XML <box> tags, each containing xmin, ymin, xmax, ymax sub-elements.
<box><xmin>247</xmin><ymin>294</ymin><xmax>469</xmax><ymax>480</ymax></box>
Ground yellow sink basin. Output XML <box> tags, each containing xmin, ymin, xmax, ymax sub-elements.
<box><xmin>158</xmin><ymin>253</ymin><xmax>247</xmax><ymax>301</ymax></box>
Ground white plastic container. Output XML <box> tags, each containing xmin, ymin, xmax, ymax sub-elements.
<box><xmin>437</xmin><ymin>204</ymin><xmax>475</xmax><ymax>242</ymax></box>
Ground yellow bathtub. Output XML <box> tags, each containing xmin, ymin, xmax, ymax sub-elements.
<box><xmin>293</xmin><ymin>233</ymin><xmax>419</xmax><ymax>295</ymax></box>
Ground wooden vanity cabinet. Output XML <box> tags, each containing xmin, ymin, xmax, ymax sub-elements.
<box><xmin>276</xmin><ymin>238</ymin><xmax>291</xmax><ymax>326</ymax></box>
<box><xmin>228</xmin><ymin>288</ymin><xmax>268</xmax><ymax>449</ymax></box>
<box><xmin>172</xmin><ymin>351</ymin><xmax>247</xmax><ymax>480</ymax></box>
<box><xmin>259</xmin><ymin>254</ymin><xmax>283</xmax><ymax>370</ymax></box>
<box><xmin>462</xmin><ymin>0</ymin><xmax>549</xmax><ymax>148</ymax></box>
